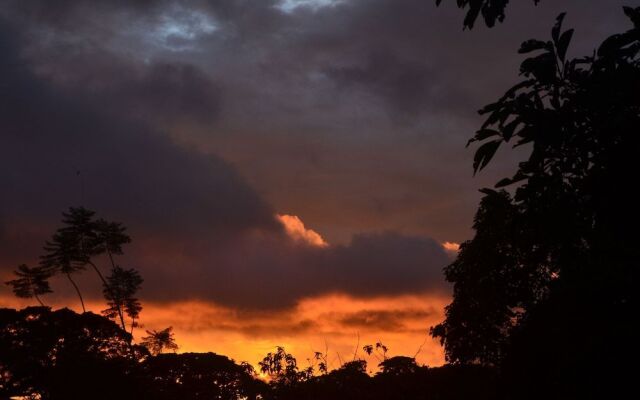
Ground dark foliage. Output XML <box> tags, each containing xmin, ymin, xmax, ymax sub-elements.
<box><xmin>436</xmin><ymin>0</ymin><xmax>541</xmax><ymax>29</ymax></box>
<box><xmin>144</xmin><ymin>352</ymin><xmax>268</xmax><ymax>400</ymax></box>
<box><xmin>0</xmin><ymin>307</ymin><xmax>497</xmax><ymax>400</ymax></box>
<box><xmin>0</xmin><ymin>307</ymin><xmax>145</xmax><ymax>400</ymax></box>
<box><xmin>432</xmin><ymin>6</ymin><xmax>638</xmax><ymax>398</ymax></box>
<box><xmin>0</xmin><ymin>307</ymin><xmax>267</xmax><ymax>400</ymax></box>
<box><xmin>261</xmin><ymin>355</ymin><xmax>496</xmax><ymax>400</ymax></box>
<box><xmin>259</xmin><ymin>346</ymin><xmax>310</xmax><ymax>386</ymax></box>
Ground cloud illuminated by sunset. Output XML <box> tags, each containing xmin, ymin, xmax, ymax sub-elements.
<box><xmin>442</xmin><ymin>241</ymin><xmax>460</xmax><ymax>258</ymax></box>
<box><xmin>277</xmin><ymin>214</ymin><xmax>329</xmax><ymax>247</ymax></box>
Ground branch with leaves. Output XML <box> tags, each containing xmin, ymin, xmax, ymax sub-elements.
<box><xmin>140</xmin><ymin>326</ymin><xmax>179</xmax><ymax>356</ymax></box>
<box><xmin>362</xmin><ymin>341</ymin><xmax>389</xmax><ymax>363</ymax></box>
<box><xmin>5</xmin><ymin>264</ymin><xmax>52</xmax><ymax>306</ymax></box>
<box><xmin>436</xmin><ymin>0</ymin><xmax>541</xmax><ymax>29</ymax></box>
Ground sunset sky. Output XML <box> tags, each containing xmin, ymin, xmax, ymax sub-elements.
<box><xmin>0</xmin><ymin>0</ymin><xmax>627</xmax><ymax>370</ymax></box>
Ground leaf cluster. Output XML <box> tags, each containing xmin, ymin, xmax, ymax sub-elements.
<box><xmin>436</xmin><ymin>0</ymin><xmax>541</xmax><ymax>29</ymax></box>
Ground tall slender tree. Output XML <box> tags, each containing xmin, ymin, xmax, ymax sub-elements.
<box><xmin>40</xmin><ymin>207</ymin><xmax>133</xmax><ymax>321</ymax></box>
<box><xmin>8</xmin><ymin>207</ymin><xmax>140</xmax><ymax>331</ymax></box>
<box><xmin>39</xmin><ymin>207</ymin><xmax>98</xmax><ymax>312</ymax></box>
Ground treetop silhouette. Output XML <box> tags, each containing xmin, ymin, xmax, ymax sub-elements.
<box><xmin>431</xmin><ymin>7</ymin><xmax>638</xmax><ymax>397</ymax></box>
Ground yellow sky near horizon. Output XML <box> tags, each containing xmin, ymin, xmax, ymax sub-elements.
<box><xmin>0</xmin><ymin>292</ymin><xmax>448</xmax><ymax>372</ymax></box>
<box><xmin>0</xmin><ymin>214</ymin><xmax>454</xmax><ymax>371</ymax></box>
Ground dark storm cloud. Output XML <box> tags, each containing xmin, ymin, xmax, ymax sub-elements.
<box><xmin>326</xmin><ymin>52</ymin><xmax>440</xmax><ymax>115</ymax></box>
<box><xmin>325</xmin><ymin>233</ymin><xmax>449</xmax><ymax>298</ymax></box>
<box><xmin>0</xmin><ymin>21</ymin><xmax>277</xmax><ymax>254</ymax></box>
<box><xmin>283</xmin><ymin>0</ymin><xmax>480</xmax><ymax>116</ymax></box>
<box><xmin>0</xmin><ymin>15</ymin><xmax>450</xmax><ymax>309</ymax></box>
<box><xmin>52</xmin><ymin>58</ymin><xmax>221</xmax><ymax>126</ymax></box>
<box><xmin>3</xmin><ymin>0</ymin><xmax>627</xmax><ymax>123</ymax></box>
<box><xmin>260</xmin><ymin>0</ymin><xmax>630</xmax><ymax>119</ymax></box>
<box><xmin>155</xmin><ymin>0</ymin><xmax>626</xmax><ymax>245</ymax></box>
<box><xmin>0</xmin><ymin>0</ymin><xmax>630</xmax><ymax>308</ymax></box>
<box><xmin>135</xmin><ymin>231</ymin><xmax>450</xmax><ymax>309</ymax></box>
<box><xmin>2</xmin><ymin>1</ymin><xmax>221</xmax><ymax>127</ymax></box>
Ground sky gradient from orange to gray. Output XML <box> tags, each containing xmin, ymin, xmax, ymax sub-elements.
<box><xmin>0</xmin><ymin>0</ymin><xmax>629</xmax><ymax>370</ymax></box>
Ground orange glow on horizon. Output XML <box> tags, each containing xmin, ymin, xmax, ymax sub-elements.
<box><xmin>0</xmin><ymin>292</ymin><xmax>448</xmax><ymax>371</ymax></box>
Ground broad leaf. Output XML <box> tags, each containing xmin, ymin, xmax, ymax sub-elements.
<box><xmin>556</xmin><ymin>29</ymin><xmax>574</xmax><ymax>62</ymax></box>
<box><xmin>552</xmin><ymin>12</ymin><xmax>566</xmax><ymax>43</ymax></box>
<box><xmin>473</xmin><ymin>140</ymin><xmax>501</xmax><ymax>174</ymax></box>
<box><xmin>467</xmin><ymin>129</ymin><xmax>501</xmax><ymax>146</ymax></box>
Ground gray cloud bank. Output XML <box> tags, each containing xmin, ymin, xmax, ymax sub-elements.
<box><xmin>0</xmin><ymin>10</ymin><xmax>448</xmax><ymax>309</ymax></box>
<box><xmin>0</xmin><ymin>0</ymin><xmax>629</xmax><ymax>308</ymax></box>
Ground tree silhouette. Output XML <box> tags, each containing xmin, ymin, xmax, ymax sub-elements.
<box><xmin>0</xmin><ymin>307</ymin><xmax>146</xmax><ymax>400</ymax></box>
<box><xmin>1</xmin><ymin>307</ymin><xmax>273</xmax><ymax>400</ymax></box>
<box><xmin>378</xmin><ymin>356</ymin><xmax>421</xmax><ymax>376</ymax></box>
<box><xmin>103</xmin><ymin>266</ymin><xmax>143</xmax><ymax>333</ymax></box>
<box><xmin>140</xmin><ymin>326</ymin><xmax>179</xmax><ymax>356</ymax></box>
<box><xmin>259</xmin><ymin>346</ymin><xmax>306</xmax><ymax>385</ymax></box>
<box><xmin>5</xmin><ymin>264</ymin><xmax>52</xmax><ymax>306</ymax></box>
<box><xmin>9</xmin><ymin>206</ymin><xmax>138</xmax><ymax>327</ymax></box>
<box><xmin>432</xmin><ymin>6</ymin><xmax>638</xmax><ymax>397</ymax></box>
<box><xmin>436</xmin><ymin>0</ymin><xmax>540</xmax><ymax>29</ymax></box>
<box><xmin>144</xmin><ymin>352</ymin><xmax>267</xmax><ymax>400</ymax></box>
<box><xmin>39</xmin><ymin>207</ymin><xmax>98</xmax><ymax>312</ymax></box>
<box><xmin>1</xmin><ymin>305</ymin><xmax>499</xmax><ymax>399</ymax></box>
